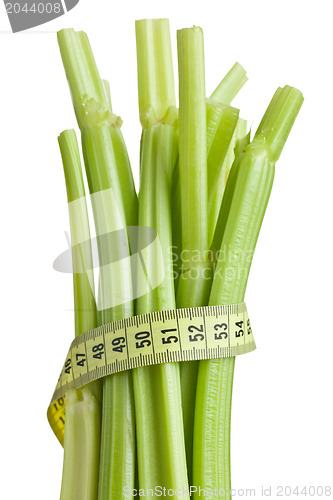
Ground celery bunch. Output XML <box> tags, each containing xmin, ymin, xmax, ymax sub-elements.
<box><xmin>55</xmin><ymin>19</ymin><xmax>303</xmax><ymax>500</ymax></box>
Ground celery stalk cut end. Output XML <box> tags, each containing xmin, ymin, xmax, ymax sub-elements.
<box><xmin>254</xmin><ymin>85</ymin><xmax>303</xmax><ymax>162</ymax></box>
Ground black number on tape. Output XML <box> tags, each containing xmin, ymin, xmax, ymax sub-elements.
<box><xmin>161</xmin><ymin>328</ymin><xmax>178</xmax><ymax>344</ymax></box>
<box><xmin>235</xmin><ymin>321</ymin><xmax>244</xmax><ymax>338</ymax></box>
<box><xmin>135</xmin><ymin>331</ymin><xmax>151</xmax><ymax>349</ymax></box>
<box><xmin>76</xmin><ymin>353</ymin><xmax>86</xmax><ymax>367</ymax></box>
<box><xmin>112</xmin><ymin>337</ymin><xmax>126</xmax><ymax>353</ymax></box>
<box><xmin>188</xmin><ymin>324</ymin><xmax>204</xmax><ymax>342</ymax></box>
<box><xmin>92</xmin><ymin>343</ymin><xmax>104</xmax><ymax>359</ymax></box>
<box><xmin>64</xmin><ymin>359</ymin><xmax>71</xmax><ymax>374</ymax></box>
<box><xmin>214</xmin><ymin>323</ymin><xmax>228</xmax><ymax>340</ymax></box>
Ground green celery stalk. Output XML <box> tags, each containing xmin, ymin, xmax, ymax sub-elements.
<box><xmin>206</xmin><ymin>62</ymin><xmax>248</xmax><ymax>244</ymax></box>
<box><xmin>210</xmin><ymin>126</ymin><xmax>250</xmax><ymax>260</ymax></box>
<box><xmin>176</xmin><ymin>27</ymin><xmax>210</xmax><ymax>304</ymax></box>
<box><xmin>206</xmin><ymin>100</ymin><xmax>239</xmax><ymax>196</ymax></box>
<box><xmin>134</xmin><ymin>19</ymin><xmax>189</xmax><ymax>495</ymax></box>
<box><xmin>57</xmin><ymin>29</ymin><xmax>137</xmax><ymax>499</ymax></box>
<box><xmin>102</xmin><ymin>79</ymin><xmax>112</xmax><ymax>109</ymax></box>
<box><xmin>206</xmin><ymin>101</ymin><xmax>240</xmax><ymax>243</ymax></box>
<box><xmin>193</xmin><ymin>86</ymin><xmax>303</xmax><ymax>499</ymax></box>
<box><xmin>135</xmin><ymin>124</ymin><xmax>187</xmax><ymax>491</ymax></box>
<box><xmin>209</xmin><ymin>118</ymin><xmax>249</xmax><ymax>245</ymax></box>
<box><xmin>173</xmin><ymin>64</ymin><xmax>247</xmax><ymax>292</ymax></box>
<box><xmin>210</xmin><ymin>61</ymin><xmax>247</xmax><ymax>104</ymax></box>
<box><xmin>211</xmin><ymin>86</ymin><xmax>303</xmax><ymax>261</ymax></box>
<box><xmin>254</xmin><ymin>85</ymin><xmax>303</xmax><ymax>162</ymax></box>
<box><xmin>206</xmin><ymin>62</ymin><xmax>248</xmax><ymax>245</ymax></box>
<box><xmin>171</xmin><ymin>160</ymin><xmax>181</xmax><ymax>293</ymax></box>
<box><xmin>58</xmin><ymin>130</ymin><xmax>101</xmax><ymax>500</ymax></box>
<box><xmin>175</xmin><ymin>30</ymin><xmax>248</xmax><ymax>481</ymax></box>
<box><xmin>206</xmin><ymin>100</ymin><xmax>230</xmax><ymax>150</ymax></box>
<box><xmin>83</xmin><ymin>125</ymin><xmax>136</xmax><ymax>500</ymax></box>
<box><xmin>135</xmin><ymin>18</ymin><xmax>178</xmax><ymax>127</ymax></box>
<box><xmin>58</xmin><ymin>29</ymin><xmax>138</xmax><ymax>228</ymax></box>
<box><xmin>255</xmin><ymin>87</ymin><xmax>283</xmax><ymax>137</ymax></box>
<box><xmin>175</xmin><ymin>27</ymin><xmax>212</xmax><ymax>482</ymax></box>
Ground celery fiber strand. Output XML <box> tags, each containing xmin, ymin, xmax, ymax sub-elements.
<box><xmin>58</xmin><ymin>130</ymin><xmax>101</xmax><ymax>500</ymax></box>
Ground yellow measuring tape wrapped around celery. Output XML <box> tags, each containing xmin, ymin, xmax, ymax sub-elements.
<box><xmin>48</xmin><ymin>302</ymin><xmax>254</xmax><ymax>445</ymax></box>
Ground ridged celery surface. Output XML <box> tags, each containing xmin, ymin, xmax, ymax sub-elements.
<box><xmin>172</xmin><ymin>63</ymin><xmax>247</xmax><ymax>291</ymax></box>
<box><xmin>207</xmin><ymin>62</ymin><xmax>247</xmax><ymax>244</ymax></box>
<box><xmin>175</xmin><ymin>32</ymin><xmax>249</xmax><ymax>482</ymax></box>
<box><xmin>175</xmin><ymin>27</ymin><xmax>212</xmax><ymax>482</ymax></box>
<box><xmin>173</xmin><ymin>61</ymin><xmax>248</xmax><ymax>294</ymax></box>
<box><xmin>134</xmin><ymin>19</ymin><xmax>189</xmax><ymax>496</ymax></box>
<box><xmin>86</xmin><ymin>124</ymin><xmax>136</xmax><ymax>500</ymax></box>
<box><xmin>206</xmin><ymin>101</ymin><xmax>239</xmax><ymax>201</ymax></box>
<box><xmin>57</xmin><ymin>28</ymin><xmax>138</xmax><ymax>228</ymax></box>
<box><xmin>58</xmin><ymin>130</ymin><xmax>101</xmax><ymax>500</ymax></box>
<box><xmin>193</xmin><ymin>86</ymin><xmax>304</xmax><ymax>499</ymax></box>
<box><xmin>210</xmin><ymin>126</ymin><xmax>251</xmax><ymax>258</ymax></box>
<box><xmin>208</xmin><ymin>117</ymin><xmax>248</xmax><ymax>244</ymax></box>
<box><xmin>210</xmin><ymin>62</ymin><xmax>247</xmax><ymax>104</ymax></box>
<box><xmin>58</xmin><ymin>29</ymin><xmax>137</xmax><ymax>500</ymax></box>
<box><xmin>136</xmin><ymin>19</ymin><xmax>178</xmax><ymax>127</ymax></box>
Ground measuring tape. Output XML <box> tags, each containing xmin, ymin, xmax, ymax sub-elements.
<box><xmin>48</xmin><ymin>302</ymin><xmax>254</xmax><ymax>445</ymax></box>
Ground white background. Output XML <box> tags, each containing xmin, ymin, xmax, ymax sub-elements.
<box><xmin>0</xmin><ymin>0</ymin><xmax>332</xmax><ymax>498</ymax></box>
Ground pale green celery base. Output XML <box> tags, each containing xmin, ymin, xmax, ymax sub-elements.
<box><xmin>98</xmin><ymin>373</ymin><xmax>135</xmax><ymax>500</ymax></box>
<box><xmin>133</xmin><ymin>363</ymin><xmax>188</xmax><ymax>495</ymax></box>
<box><xmin>97</xmin><ymin>303</ymin><xmax>135</xmax><ymax>500</ymax></box>
<box><xmin>60</xmin><ymin>387</ymin><xmax>101</xmax><ymax>500</ymax></box>
<box><xmin>96</xmin><ymin>302</ymin><xmax>135</xmax><ymax>498</ymax></box>
<box><xmin>179</xmin><ymin>360</ymin><xmax>198</xmax><ymax>485</ymax></box>
<box><xmin>193</xmin><ymin>357</ymin><xmax>234</xmax><ymax>500</ymax></box>
<box><xmin>176</xmin><ymin>270</ymin><xmax>212</xmax><ymax>484</ymax></box>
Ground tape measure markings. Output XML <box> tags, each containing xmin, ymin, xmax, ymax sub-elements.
<box><xmin>48</xmin><ymin>303</ymin><xmax>255</xmax><ymax>445</ymax></box>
